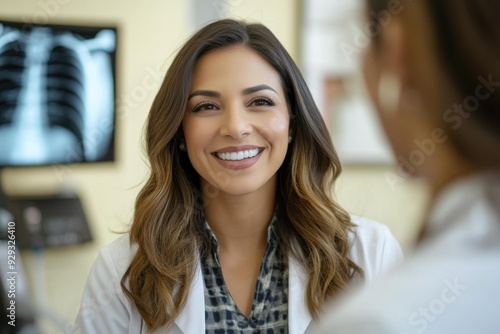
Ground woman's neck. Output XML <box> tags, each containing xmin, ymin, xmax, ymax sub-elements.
<box><xmin>417</xmin><ymin>145</ymin><xmax>478</xmax><ymax>243</ymax></box>
<box><xmin>201</xmin><ymin>179</ymin><xmax>276</xmax><ymax>255</ymax></box>
<box><xmin>426</xmin><ymin>150</ymin><xmax>477</xmax><ymax>202</ymax></box>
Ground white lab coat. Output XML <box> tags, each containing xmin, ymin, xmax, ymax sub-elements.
<box><xmin>314</xmin><ymin>172</ymin><xmax>500</xmax><ymax>334</ymax></box>
<box><xmin>72</xmin><ymin>215</ymin><xmax>403</xmax><ymax>334</ymax></box>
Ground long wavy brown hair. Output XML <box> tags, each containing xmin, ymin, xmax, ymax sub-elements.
<box><xmin>121</xmin><ymin>19</ymin><xmax>363</xmax><ymax>332</ymax></box>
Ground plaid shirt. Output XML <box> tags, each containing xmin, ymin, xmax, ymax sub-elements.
<box><xmin>201</xmin><ymin>214</ymin><xmax>289</xmax><ymax>333</ymax></box>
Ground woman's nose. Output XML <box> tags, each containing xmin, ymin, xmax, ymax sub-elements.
<box><xmin>218</xmin><ymin>106</ymin><xmax>252</xmax><ymax>139</ymax></box>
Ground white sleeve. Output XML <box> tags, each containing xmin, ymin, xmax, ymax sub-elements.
<box><xmin>71</xmin><ymin>248</ymin><xmax>133</xmax><ymax>334</ymax></box>
<box><xmin>374</xmin><ymin>222</ymin><xmax>404</xmax><ymax>276</ymax></box>
<box><xmin>349</xmin><ymin>215</ymin><xmax>404</xmax><ymax>282</ymax></box>
<box><xmin>311</xmin><ymin>218</ymin><xmax>405</xmax><ymax>334</ymax></box>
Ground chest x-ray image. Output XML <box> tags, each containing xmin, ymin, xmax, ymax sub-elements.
<box><xmin>0</xmin><ymin>22</ymin><xmax>116</xmax><ymax>167</ymax></box>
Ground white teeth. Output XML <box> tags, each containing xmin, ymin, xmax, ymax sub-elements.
<box><xmin>216</xmin><ymin>149</ymin><xmax>260</xmax><ymax>161</ymax></box>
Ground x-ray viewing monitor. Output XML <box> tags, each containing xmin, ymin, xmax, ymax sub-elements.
<box><xmin>0</xmin><ymin>20</ymin><xmax>117</xmax><ymax>167</ymax></box>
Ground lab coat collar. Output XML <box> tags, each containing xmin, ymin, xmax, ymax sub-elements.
<box><xmin>174</xmin><ymin>262</ymin><xmax>205</xmax><ymax>333</ymax></box>
<box><xmin>428</xmin><ymin>172</ymin><xmax>500</xmax><ymax>237</ymax></box>
<box><xmin>288</xmin><ymin>254</ymin><xmax>313</xmax><ymax>333</ymax></box>
<box><xmin>174</xmin><ymin>254</ymin><xmax>312</xmax><ymax>333</ymax></box>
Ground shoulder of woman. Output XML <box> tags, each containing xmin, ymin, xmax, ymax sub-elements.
<box><xmin>348</xmin><ymin>215</ymin><xmax>394</xmax><ymax>241</ymax></box>
<box><xmin>72</xmin><ymin>234</ymin><xmax>141</xmax><ymax>334</ymax></box>
<box><xmin>94</xmin><ymin>234</ymin><xmax>137</xmax><ymax>279</ymax></box>
<box><xmin>347</xmin><ymin>214</ymin><xmax>404</xmax><ymax>281</ymax></box>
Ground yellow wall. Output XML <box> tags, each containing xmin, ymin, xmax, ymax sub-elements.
<box><xmin>1</xmin><ymin>0</ymin><xmax>428</xmax><ymax>332</ymax></box>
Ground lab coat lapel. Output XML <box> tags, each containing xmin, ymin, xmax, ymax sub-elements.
<box><xmin>173</xmin><ymin>254</ymin><xmax>312</xmax><ymax>333</ymax></box>
<box><xmin>289</xmin><ymin>255</ymin><xmax>313</xmax><ymax>333</ymax></box>
<box><xmin>174</xmin><ymin>261</ymin><xmax>205</xmax><ymax>333</ymax></box>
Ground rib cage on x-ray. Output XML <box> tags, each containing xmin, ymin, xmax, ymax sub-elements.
<box><xmin>0</xmin><ymin>25</ymin><xmax>115</xmax><ymax>166</ymax></box>
<box><xmin>47</xmin><ymin>44</ymin><xmax>86</xmax><ymax>150</ymax></box>
<box><xmin>0</xmin><ymin>40</ymin><xmax>24</xmax><ymax>128</ymax></box>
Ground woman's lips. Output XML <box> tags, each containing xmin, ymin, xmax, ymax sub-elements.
<box><xmin>215</xmin><ymin>148</ymin><xmax>261</xmax><ymax>161</ymax></box>
<box><xmin>211</xmin><ymin>146</ymin><xmax>264</xmax><ymax>170</ymax></box>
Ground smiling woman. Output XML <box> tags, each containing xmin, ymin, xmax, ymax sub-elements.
<box><xmin>74</xmin><ymin>19</ymin><xmax>403</xmax><ymax>333</ymax></box>
<box><xmin>183</xmin><ymin>46</ymin><xmax>290</xmax><ymax>195</ymax></box>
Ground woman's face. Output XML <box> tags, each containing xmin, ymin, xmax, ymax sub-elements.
<box><xmin>361</xmin><ymin>21</ymin><xmax>430</xmax><ymax>173</ymax></box>
<box><xmin>182</xmin><ymin>46</ymin><xmax>290</xmax><ymax>197</ymax></box>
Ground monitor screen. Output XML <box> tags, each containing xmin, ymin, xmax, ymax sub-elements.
<box><xmin>0</xmin><ymin>20</ymin><xmax>117</xmax><ymax>167</ymax></box>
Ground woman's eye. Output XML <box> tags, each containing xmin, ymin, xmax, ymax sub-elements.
<box><xmin>249</xmin><ymin>97</ymin><xmax>275</xmax><ymax>107</ymax></box>
<box><xmin>192</xmin><ymin>102</ymin><xmax>218</xmax><ymax>112</ymax></box>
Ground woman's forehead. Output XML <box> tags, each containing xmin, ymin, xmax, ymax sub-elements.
<box><xmin>190</xmin><ymin>46</ymin><xmax>284</xmax><ymax>95</ymax></box>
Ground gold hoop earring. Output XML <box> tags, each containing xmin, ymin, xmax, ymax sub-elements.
<box><xmin>378</xmin><ymin>73</ymin><xmax>401</xmax><ymax>114</ymax></box>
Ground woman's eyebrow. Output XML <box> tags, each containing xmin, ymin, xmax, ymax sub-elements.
<box><xmin>242</xmin><ymin>84</ymin><xmax>278</xmax><ymax>95</ymax></box>
<box><xmin>188</xmin><ymin>90</ymin><xmax>220</xmax><ymax>100</ymax></box>
<box><xmin>188</xmin><ymin>84</ymin><xmax>278</xmax><ymax>101</ymax></box>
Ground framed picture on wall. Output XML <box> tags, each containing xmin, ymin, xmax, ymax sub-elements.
<box><xmin>300</xmin><ymin>0</ymin><xmax>393</xmax><ymax>164</ymax></box>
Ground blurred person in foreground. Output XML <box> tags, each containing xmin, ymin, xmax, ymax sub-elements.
<box><xmin>74</xmin><ymin>19</ymin><xmax>403</xmax><ymax>333</ymax></box>
<box><xmin>315</xmin><ymin>1</ymin><xmax>500</xmax><ymax>333</ymax></box>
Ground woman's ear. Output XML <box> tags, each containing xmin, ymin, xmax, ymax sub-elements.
<box><xmin>288</xmin><ymin>125</ymin><xmax>294</xmax><ymax>143</ymax></box>
<box><xmin>379</xmin><ymin>18</ymin><xmax>408</xmax><ymax>89</ymax></box>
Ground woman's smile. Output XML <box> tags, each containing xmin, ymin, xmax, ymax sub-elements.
<box><xmin>212</xmin><ymin>146</ymin><xmax>265</xmax><ymax>170</ymax></box>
